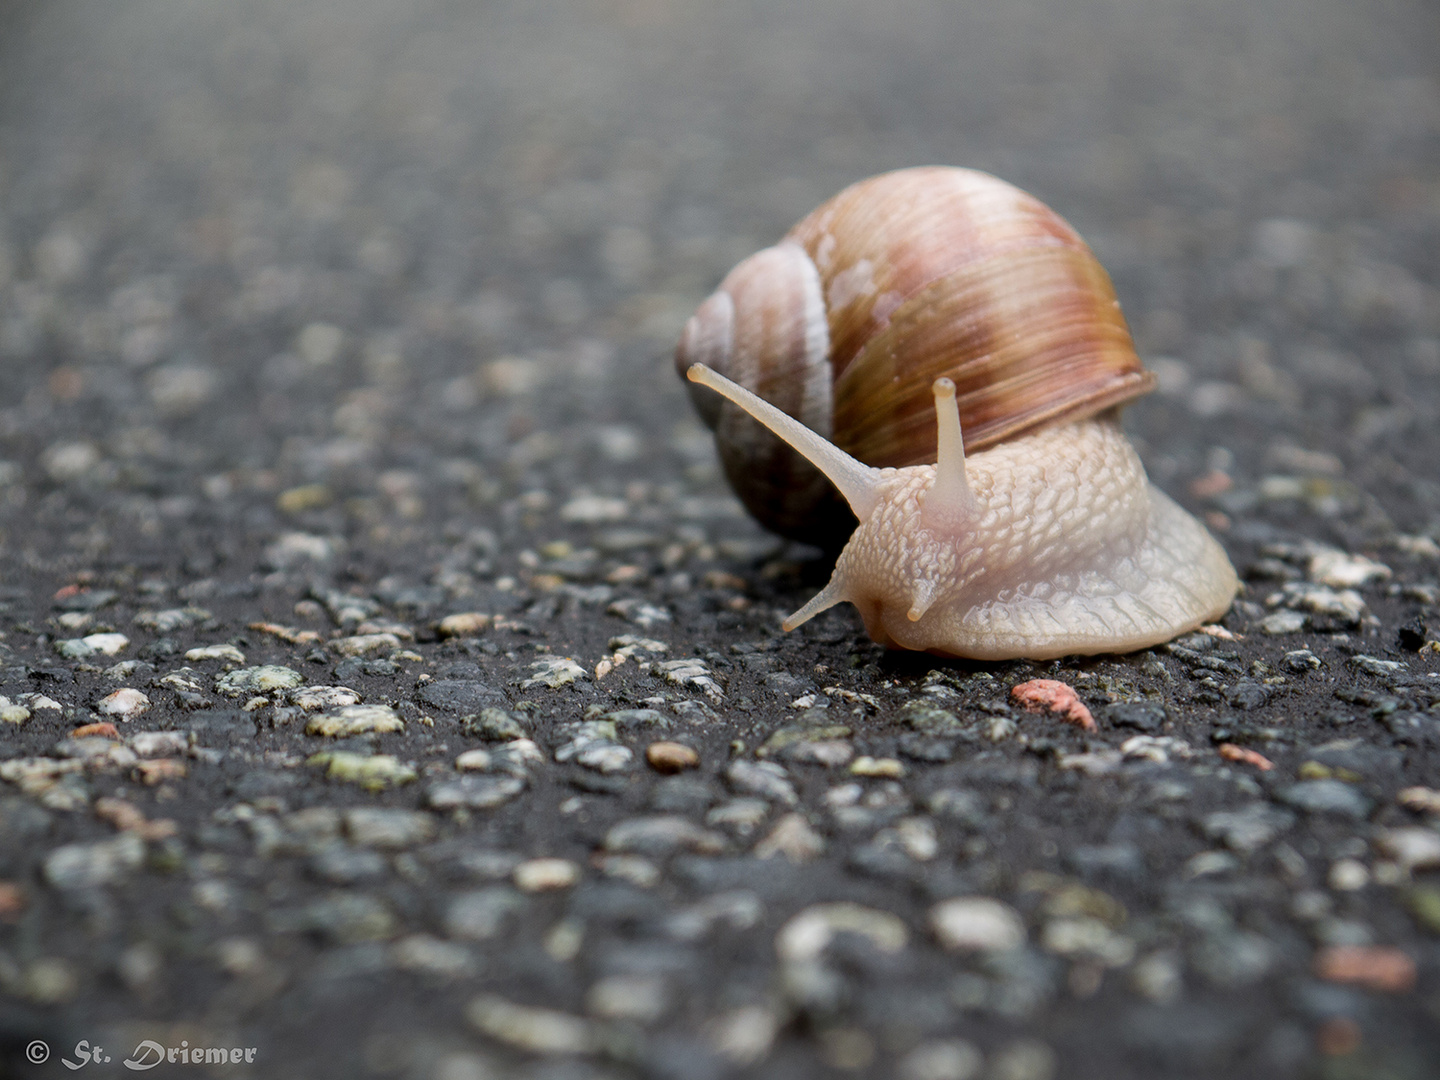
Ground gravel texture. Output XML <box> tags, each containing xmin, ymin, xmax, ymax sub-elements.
<box><xmin>1</xmin><ymin>0</ymin><xmax>1439</xmax><ymax>1078</ymax></box>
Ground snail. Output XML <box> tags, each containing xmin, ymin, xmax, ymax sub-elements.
<box><xmin>675</xmin><ymin>166</ymin><xmax>1238</xmax><ymax>660</ymax></box>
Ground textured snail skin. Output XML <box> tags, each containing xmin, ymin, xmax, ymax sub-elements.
<box><xmin>688</xmin><ymin>364</ymin><xmax>1238</xmax><ymax>661</ymax></box>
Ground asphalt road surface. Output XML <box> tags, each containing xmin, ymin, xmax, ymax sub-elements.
<box><xmin>0</xmin><ymin>1</ymin><xmax>1438</xmax><ymax>1078</ymax></box>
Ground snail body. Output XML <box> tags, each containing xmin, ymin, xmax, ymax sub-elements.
<box><xmin>677</xmin><ymin>167</ymin><xmax>1238</xmax><ymax>659</ymax></box>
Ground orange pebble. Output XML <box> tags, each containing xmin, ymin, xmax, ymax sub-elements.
<box><xmin>1218</xmin><ymin>743</ymin><xmax>1274</xmax><ymax>771</ymax></box>
<box><xmin>1314</xmin><ymin>945</ymin><xmax>1417</xmax><ymax>993</ymax></box>
<box><xmin>646</xmin><ymin>741</ymin><xmax>700</xmax><ymax>773</ymax></box>
<box><xmin>1010</xmin><ymin>679</ymin><xmax>1096</xmax><ymax>732</ymax></box>
<box><xmin>70</xmin><ymin>722</ymin><xmax>121</xmax><ymax>740</ymax></box>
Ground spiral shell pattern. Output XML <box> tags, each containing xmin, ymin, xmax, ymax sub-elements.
<box><xmin>676</xmin><ymin>166</ymin><xmax>1155</xmax><ymax>544</ymax></box>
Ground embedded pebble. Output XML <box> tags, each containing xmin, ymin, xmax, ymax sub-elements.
<box><xmin>133</xmin><ymin>758</ymin><xmax>186</xmax><ymax>786</ymax></box>
<box><xmin>438</xmin><ymin>613</ymin><xmax>492</xmax><ymax>637</ymax></box>
<box><xmin>604</xmin><ymin>707</ymin><xmax>667</xmax><ymax>730</ymax></box>
<box><xmin>1130</xmin><ymin>951</ymin><xmax>1184</xmax><ymax>1004</ymax></box>
<box><xmin>284</xmin><ymin>892</ymin><xmax>395</xmax><ymax>944</ymax></box>
<box><xmin>654</xmin><ymin>657</ymin><xmax>723</xmax><ymax>700</ymax></box>
<box><xmin>444</xmin><ymin>888</ymin><xmax>527</xmax><ymax>940</ymax></box>
<box><xmin>1349</xmin><ymin>654</ymin><xmax>1407</xmax><ymax>677</ymax></box>
<box><xmin>850</xmin><ymin>755</ymin><xmax>904</xmax><ymax>778</ymax></box>
<box><xmin>390</xmin><ymin>935</ymin><xmax>477</xmax><ymax>978</ymax></box>
<box><xmin>310</xmin><ymin>844</ymin><xmax>387</xmax><ymax>884</ymax></box>
<box><xmin>1314</xmin><ymin>945</ymin><xmax>1417</xmax><ymax>992</ymax></box>
<box><xmin>595</xmin><ymin>855</ymin><xmax>661</xmax><ymax>889</ymax></box>
<box><xmin>1269</xmin><ymin>583</ymin><xmax>1366</xmax><ymax>624</ymax></box>
<box><xmin>262</xmin><ymin>532</ymin><xmax>339</xmax><ymax>568</ymax></box>
<box><xmin>1201</xmin><ymin>804</ymin><xmax>1295</xmax><ymax>853</ymax></box>
<box><xmin>1328</xmin><ymin>859</ymin><xmax>1369</xmax><ymax>891</ymax></box>
<box><xmin>1040</xmin><ymin>916</ymin><xmax>1135</xmax><ymax>966</ymax></box>
<box><xmin>521</xmin><ymin>656</ymin><xmax>588</xmax><ymax>689</ymax></box>
<box><xmin>607</xmin><ymin>599</ymin><xmax>673</xmax><ymax>628</ymax></box>
<box><xmin>104</xmin><ymin>661</ymin><xmax>153</xmax><ymax>682</ymax></box>
<box><xmin>311</xmin><ymin>752</ymin><xmax>417</xmax><ymax>790</ymax></box>
<box><xmin>1308</xmin><ymin>549</ymin><xmax>1391</xmax><ymax>589</ymax></box>
<box><xmin>426</xmin><ymin>774</ymin><xmax>526</xmax><ymax>810</ymax></box>
<box><xmin>134</xmin><ymin>608</ymin><xmax>210</xmax><ymax>632</ymax></box>
<box><xmin>753</xmin><ymin>812</ymin><xmax>826</xmax><ymax>862</ymax></box>
<box><xmin>561</xmin><ymin>494</ymin><xmax>629</xmax><ymax>523</ymax></box>
<box><xmin>331</xmin><ymin>633</ymin><xmax>401</xmax><ymax>657</ymax></box>
<box><xmin>55</xmin><ymin>633</ymin><xmax>130</xmax><ymax>658</ymax></box>
<box><xmin>344</xmin><ymin>808</ymin><xmax>436</xmax><ymax>848</ymax></box>
<box><xmin>465</xmin><ymin>994</ymin><xmax>598</xmax><ymax>1055</ymax></box>
<box><xmin>553</xmin><ymin>721</ymin><xmax>633</xmax><ymax>773</ymax></box>
<box><xmin>291</xmin><ymin>686</ymin><xmax>361</xmax><ymax>711</ymax></box>
<box><xmin>306</xmin><ymin>704</ymin><xmax>405</xmax><ymax>737</ymax></box>
<box><xmin>1275</xmin><ymin>780</ymin><xmax>1374</xmax><ymax>819</ymax></box>
<box><xmin>886</xmin><ymin>816</ymin><xmax>939</xmax><ymax>861</ymax></box>
<box><xmin>1261</xmin><ymin>610</ymin><xmax>1308</xmax><ymax>635</ymax></box>
<box><xmin>455</xmin><ymin>749</ymin><xmax>493</xmax><ymax>771</ymax></box>
<box><xmin>1191</xmin><ymin>929</ymin><xmax>1276</xmax><ymax>987</ymax></box>
<box><xmin>185</xmin><ymin>644</ymin><xmax>246</xmax><ymax>664</ymax></box>
<box><xmin>1397</xmin><ymin>787</ymin><xmax>1440</xmax><ymax>814</ymax></box>
<box><xmin>0</xmin><ymin>698</ymin><xmax>31</xmax><ymax>725</ymax></box>
<box><xmin>1010</xmin><ymin>680</ymin><xmax>1096</xmax><ymax>731</ymax></box>
<box><xmin>1218</xmin><ymin>744</ymin><xmax>1274</xmax><ymax>770</ymax></box>
<box><xmin>127</xmin><ymin>731</ymin><xmax>189</xmax><ymax>757</ymax></box>
<box><xmin>986</xmin><ymin>1039</ymin><xmax>1057</xmax><ymax>1080</ymax></box>
<box><xmin>513</xmin><ymin>857</ymin><xmax>581</xmax><ymax>892</ymax></box>
<box><xmin>706</xmin><ymin>1004</ymin><xmax>781</xmax><ymax>1065</ymax></box>
<box><xmin>706</xmin><ymin>798</ymin><xmax>771</xmax><ymax>835</ymax></box>
<box><xmin>217</xmin><ymin>666</ymin><xmax>304</xmax><ymax>697</ymax></box>
<box><xmin>56</xmin><ymin>737</ymin><xmax>138</xmax><ymax>765</ymax></box>
<box><xmin>776</xmin><ymin>902</ymin><xmax>908</xmax><ymax>962</ymax></box>
<box><xmin>899</xmin><ymin>1040</ymin><xmax>984</xmax><ymax>1080</ymax></box>
<box><xmin>43</xmin><ymin>834</ymin><xmax>145</xmax><ymax>890</ymax></box>
<box><xmin>1101</xmin><ymin>701</ymin><xmax>1166</xmax><ymax>731</ymax></box>
<box><xmin>469</xmin><ymin>739</ymin><xmax>542</xmax><ymax>776</ymax></box>
<box><xmin>930</xmin><ymin>897</ymin><xmax>1027</xmax><ymax>953</ymax></box>
<box><xmin>646</xmin><ymin>741</ymin><xmax>700</xmax><ymax>773</ymax></box>
<box><xmin>725</xmin><ymin>760</ymin><xmax>798</xmax><ymax>806</ymax></box>
<box><xmin>1405</xmin><ymin>888</ymin><xmax>1440</xmax><ymax>934</ymax></box>
<box><xmin>97</xmin><ymin>688</ymin><xmax>150</xmax><ymax>720</ymax></box>
<box><xmin>460</xmin><ymin>708</ymin><xmax>527</xmax><ymax>741</ymax></box>
<box><xmin>605</xmin><ymin>815</ymin><xmax>728</xmax><ymax>856</ymax></box>
<box><xmin>16</xmin><ymin>957</ymin><xmax>81</xmax><ymax>1005</ymax></box>
<box><xmin>665</xmin><ymin>890</ymin><xmax>763</xmax><ymax>940</ymax></box>
<box><xmin>585</xmin><ymin>973</ymin><xmax>668</xmax><ymax>1022</ymax></box>
<box><xmin>1375</xmin><ymin>828</ymin><xmax>1440</xmax><ymax>871</ymax></box>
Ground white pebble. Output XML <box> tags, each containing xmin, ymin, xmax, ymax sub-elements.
<box><xmin>97</xmin><ymin>688</ymin><xmax>150</xmax><ymax>720</ymax></box>
<box><xmin>930</xmin><ymin>897</ymin><xmax>1026</xmax><ymax>953</ymax></box>
<box><xmin>513</xmin><ymin>858</ymin><xmax>580</xmax><ymax>892</ymax></box>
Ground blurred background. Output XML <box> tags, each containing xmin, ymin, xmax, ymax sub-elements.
<box><xmin>0</xmin><ymin>0</ymin><xmax>1437</xmax><ymax>553</ymax></box>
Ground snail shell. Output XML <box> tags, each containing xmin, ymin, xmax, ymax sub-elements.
<box><xmin>677</xmin><ymin>166</ymin><xmax>1155</xmax><ymax>545</ymax></box>
<box><xmin>677</xmin><ymin>167</ymin><xmax>1238</xmax><ymax>659</ymax></box>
